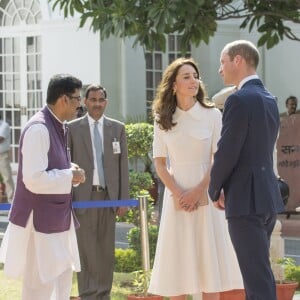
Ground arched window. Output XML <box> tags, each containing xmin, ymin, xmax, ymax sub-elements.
<box><xmin>0</xmin><ymin>0</ymin><xmax>42</xmax><ymax>164</ymax></box>
<box><xmin>0</xmin><ymin>0</ymin><xmax>41</xmax><ymax>26</ymax></box>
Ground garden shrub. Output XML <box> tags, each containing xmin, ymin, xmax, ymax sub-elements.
<box><xmin>127</xmin><ymin>225</ymin><xmax>159</xmax><ymax>268</ymax></box>
<box><xmin>114</xmin><ymin>248</ymin><xmax>140</xmax><ymax>273</ymax></box>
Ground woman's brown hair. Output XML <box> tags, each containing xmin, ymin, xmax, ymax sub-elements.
<box><xmin>152</xmin><ymin>57</ymin><xmax>214</xmax><ymax>131</ymax></box>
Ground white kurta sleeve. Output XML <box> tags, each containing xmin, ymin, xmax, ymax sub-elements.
<box><xmin>22</xmin><ymin>123</ymin><xmax>73</xmax><ymax>194</ymax></box>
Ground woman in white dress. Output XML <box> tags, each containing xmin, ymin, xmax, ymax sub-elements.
<box><xmin>148</xmin><ymin>58</ymin><xmax>244</xmax><ymax>300</ymax></box>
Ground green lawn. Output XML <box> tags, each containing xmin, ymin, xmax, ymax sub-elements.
<box><xmin>2</xmin><ymin>265</ymin><xmax>298</xmax><ymax>300</ymax></box>
<box><xmin>0</xmin><ymin>264</ymin><xmax>134</xmax><ymax>300</ymax></box>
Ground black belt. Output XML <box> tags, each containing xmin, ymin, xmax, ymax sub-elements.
<box><xmin>92</xmin><ymin>185</ymin><xmax>106</xmax><ymax>192</ymax></box>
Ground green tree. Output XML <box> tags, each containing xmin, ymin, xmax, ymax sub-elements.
<box><xmin>50</xmin><ymin>0</ymin><xmax>300</xmax><ymax>52</ymax></box>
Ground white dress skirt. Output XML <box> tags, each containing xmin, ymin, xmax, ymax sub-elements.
<box><xmin>148</xmin><ymin>103</ymin><xmax>244</xmax><ymax>296</ymax></box>
<box><xmin>0</xmin><ymin>212</ymin><xmax>80</xmax><ymax>287</ymax></box>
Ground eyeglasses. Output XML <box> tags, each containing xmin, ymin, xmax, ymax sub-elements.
<box><xmin>67</xmin><ymin>94</ymin><xmax>81</xmax><ymax>102</ymax></box>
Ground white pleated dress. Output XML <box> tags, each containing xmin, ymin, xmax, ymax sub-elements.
<box><xmin>148</xmin><ymin>103</ymin><xmax>244</xmax><ymax>297</ymax></box>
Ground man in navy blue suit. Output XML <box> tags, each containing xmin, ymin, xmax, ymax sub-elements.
<box><xmin>208</xmin><ymin>40</ymin><xmax>285</xmax><ymax>300</ymax></box>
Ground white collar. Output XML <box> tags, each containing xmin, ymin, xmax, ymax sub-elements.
<box><xmin>87</xmin><ymin>114</ymin><xmax>104</xmax><ymax>126</ymax></box>
<box><xmin>238</xmin><ymin>74</ymin><xmax>259</xmax><ymax>90</ymax></box>
<box><xmin>173</xmin><ymin>102</ymin><xmax>204</xmax><ymax>122</ymax></box>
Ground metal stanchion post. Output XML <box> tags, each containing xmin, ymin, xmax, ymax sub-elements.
<box><xmin>138</xmin><ymin>194</ymin><xmax>150</xmax><ymax>294</ymax></box>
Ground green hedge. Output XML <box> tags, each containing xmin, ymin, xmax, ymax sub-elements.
<box><xmin>114</xmin><ymin>248</ymin><xmax>140</xmax><ymax>273</ymax></box>
<box><xmin>127</xmin><ymin>225</ymin><xmax>158</xmax><ymax>268</ymax></box>
<box><xmin>114</xmin><ymin>224</ymin><xmax>159</xmax><ymax>273</ymax></box>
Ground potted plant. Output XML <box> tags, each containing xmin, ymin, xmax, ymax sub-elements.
<box><xmin>127</xmin><ymin>270</ymin><xmax>163</xmax><ymax>300</ymax></box>
<box><xmin>272</xmin><ymin>257</ymin><xmax>299</xmax><ymax>300</ymax></box>
<box><xmin>220</xmin><ymin>257</ymin><xmax>300</xmax><ymax>300</ymax></box>
<box><xmin>219</xmin><ymin>289</ymin><xmax>245</xmax><ymax>300</ymax></box>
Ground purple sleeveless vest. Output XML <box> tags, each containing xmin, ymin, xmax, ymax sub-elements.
<box><xmin>9</xmin><ymin>106</ymin><xmax>78</xmax><ymax>233</ymax></box>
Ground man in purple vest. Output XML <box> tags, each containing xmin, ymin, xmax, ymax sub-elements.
<box><xmin>0</xmin><ymin>74</ymin><xmax>86</xmax><ymax>300</ymax></box>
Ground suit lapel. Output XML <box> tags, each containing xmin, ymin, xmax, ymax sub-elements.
<box><xmin>103</xmin><ymin>117</ymin><xmax>112</xmax><ymax>165</ymax></box>
<box><xmin>81</xmin><ymin>116</ymin><xmax>94</xmax><ymax>164</ymax></box>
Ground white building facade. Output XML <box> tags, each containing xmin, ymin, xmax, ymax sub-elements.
<box><xmin>1</xmin><ymin>0</ymin><xmax>300</xmax><ymax>170</ymax></box>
